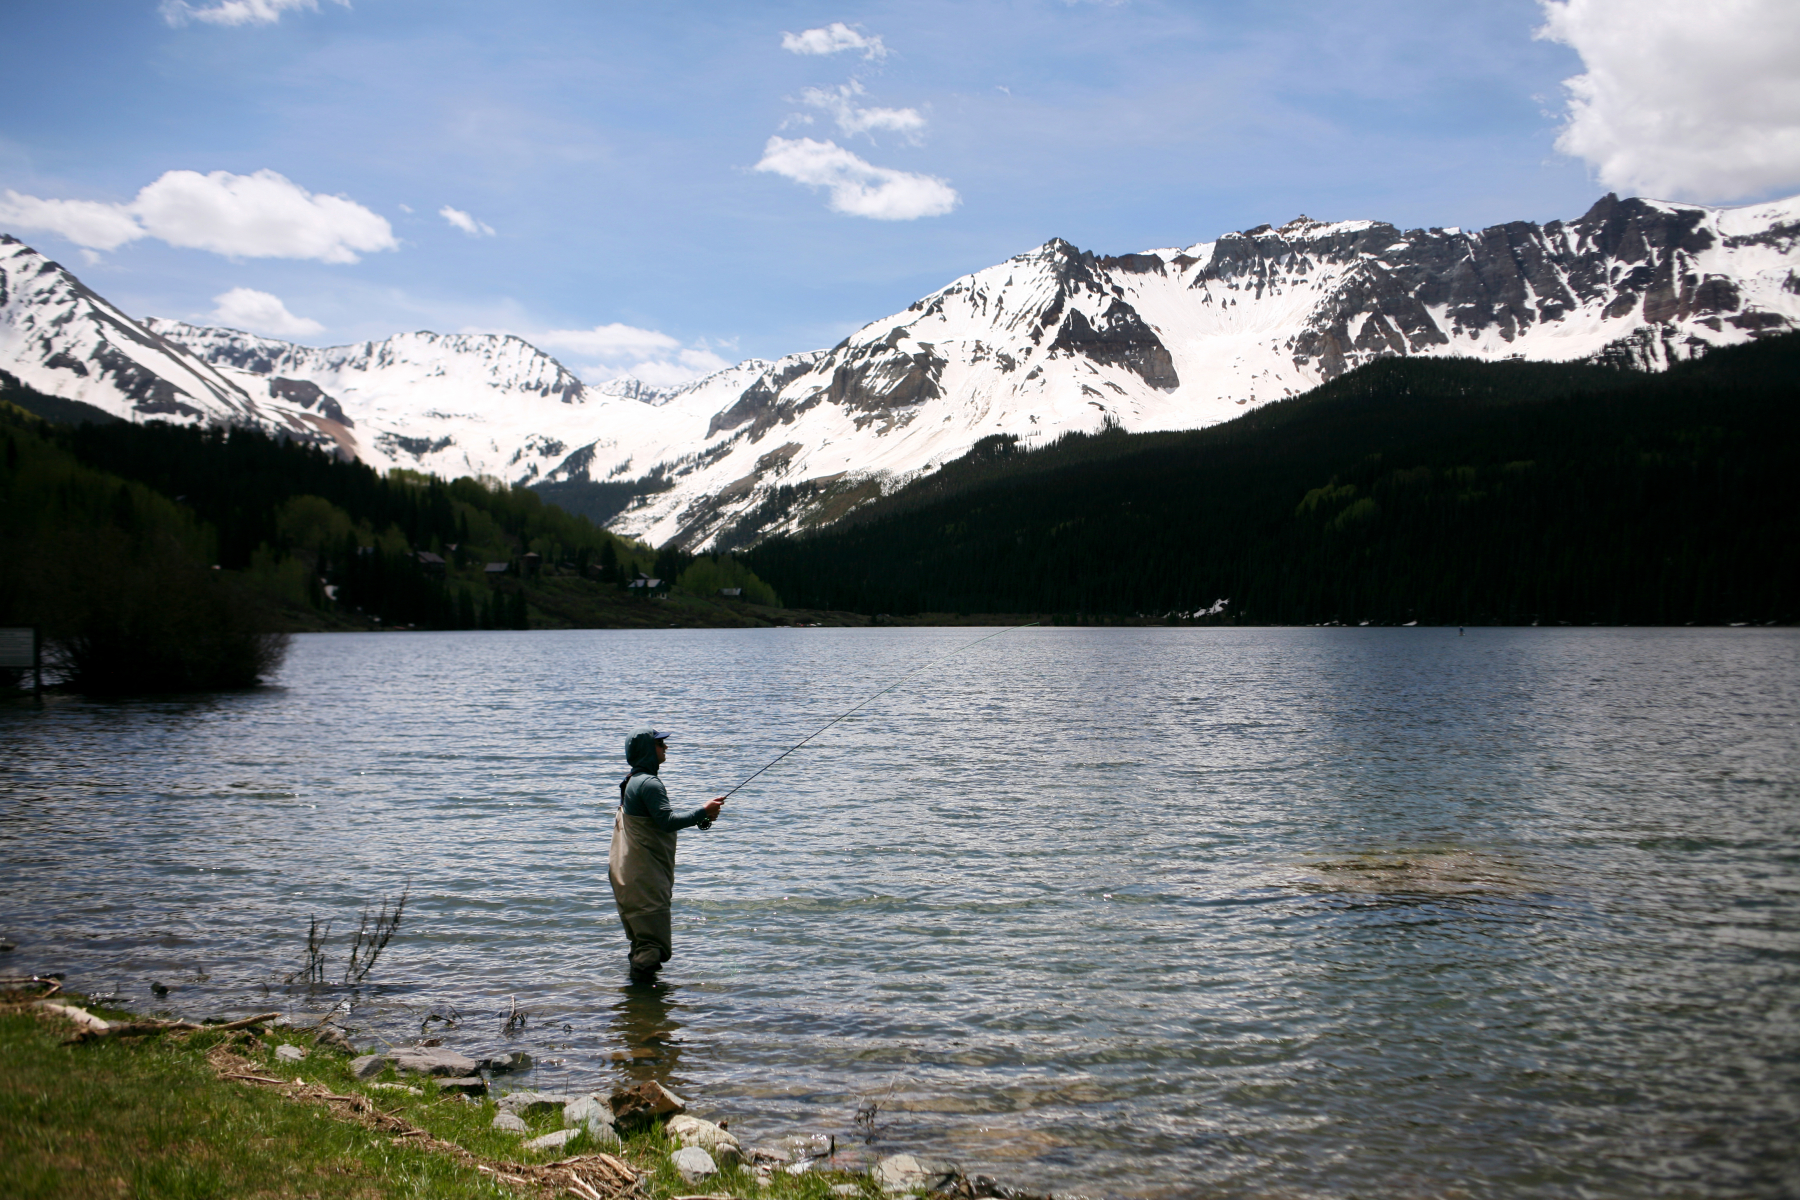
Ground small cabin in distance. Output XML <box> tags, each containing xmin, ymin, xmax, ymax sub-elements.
<box><xmin>627</xmin><ymin>572</ymin><xmax>667</xmax><ymax>596</ymax></box>
<box><xmin>718</xmin><ymin>587</ymin><xmax>743</xmax><ymax>598</ymax></box>
<box><xmin>415</xmin><ymin>551</ymin><xmax>446</xmax><ymax>577</ymax></box>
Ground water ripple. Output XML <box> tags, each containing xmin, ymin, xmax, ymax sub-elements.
<box><xmin>3</xmin><ymin>627</ymin><xmax>1798</xmax><ymax>1198</ymax></box>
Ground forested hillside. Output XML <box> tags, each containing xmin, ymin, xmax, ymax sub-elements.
<box><xmin>746</xmin><ymin>334</ymin><xmax>1800</xmax><ymax>626</ymax></box>
<box><xmin>0</xmin><ymin>373</ymin><xmax>785</xmax><ymax>692</ymax></box>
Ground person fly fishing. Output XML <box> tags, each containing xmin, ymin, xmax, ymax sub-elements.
<box><xmin>605</xmin><ymin>624</ymin><xmax>1036</xmax><ymax>985</ymax></box>
<box><xmin>609</xmin><ymin>727</ymin><xmax>724</xmax><ymax>985</ymax></box>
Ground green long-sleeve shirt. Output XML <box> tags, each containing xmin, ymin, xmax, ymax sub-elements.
<box><xmin>621</xmin><ymin>768</ymin><xmax>708</xmax><ymax>833</ymax></box>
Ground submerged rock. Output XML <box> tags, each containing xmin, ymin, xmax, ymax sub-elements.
<box><xmin>780</xmin><ymin>1132</ymin><xmax>834</xmax><ymax>1162</ymax></box>
<box><xmin>481</xmin><ymin>1051</ymin><xmax>532</xmax><ymax>1073</ymax></box>
<box><xmin>670</xmin><ymin>1145</ymin><xmax>717</xmax><ymax>1184</ymax></box>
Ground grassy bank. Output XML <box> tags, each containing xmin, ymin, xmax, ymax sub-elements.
<box><xmin>0</xmin><ymin>987</ymin><xmax>879</xmax><ymax>1200</ymax></box>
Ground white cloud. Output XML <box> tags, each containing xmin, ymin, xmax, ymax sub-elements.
<box><xmin>160</xmin><ymin>0</ymin><xmax>343</xmax><ymax>27</ymax></box>
<box><xmin>536</xmin><ymin>323</ymin><xmax>681</xmax><ymax>358</ymax></box>
<box><xmin>611</xmin><ymin>348</ymin><xmax>735</xmax><ymax>388</ymax></box>
<box><xmin>439</xmin><ymin>205</ymin><xmax>495</xmax><ymax>237</ymax></box>
<box><xmin>0</xmin><ymin>191</ymin><xmax>145</xmax><ymax>251</ymax></box>
<box><xmin>0</xmin><ymin>169</ymin><xmax>396</xmax><ymax>263</ymax></box>
<box><xmin>135</xmin><ymin>170</ymin><xmax>396</xmax><ymax>262</ymax></box>
<box><xmin>781</xmin><ymin>22</ymin><xmax>887</xmax><ymax>61</ymax></box>
<box><xmin>754</xmin><ymin>137</ymin><xmax>959</xmax><ymax>220</ymax></box>
<box><xmin>525</xmin><ymin>323</ymin><xmax>730</xmax><ymax>386</ymax></box>
<box><xmin>208</xmin><ymin>287</ymin><xmax>325</xmax><ymax>337</ymax></box>
<box><xmin>1537</xmin><ymin>0</ymin><xmax>1800</xmax><ymax>202</ymax></box>
<box><xmin>799</xmin><ymin>81</ymin><xmax>927</xmax><ymax>141</ymax></box>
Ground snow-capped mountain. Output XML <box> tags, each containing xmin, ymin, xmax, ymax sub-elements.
<box><xmin>542</xmin><ymin>191</ymin><xmax>1800</xmax><ymax>549</ymax></box>
<box><xmin>5</xmin><ymin>191</ymin><xmax>1797</xmax><ymax>552</ymax></box>
<box><xmin>135</xmin><ymin>319</ymin><xmax>619</xmax><ymax>477</ymax></box>
<box><xmin>0</xmin><ymin>235</ymin><xmax>277</xmax><ymax>429</ymax></box>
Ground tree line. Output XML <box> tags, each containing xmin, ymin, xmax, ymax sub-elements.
<box><xmin>1</xmin><ymin>366</ymin><xmax>784</xmax><ymax>692</ymax></box>
<box><xmin>746</xmin><ymin>333</ymin><xmax>1800</xmax><ymax>626</ymax></box>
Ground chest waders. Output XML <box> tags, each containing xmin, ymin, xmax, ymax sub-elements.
<box><xmin>609</xmin><ymin>773</ymin><xmax>677</xmax><ymax>974</ymax></box>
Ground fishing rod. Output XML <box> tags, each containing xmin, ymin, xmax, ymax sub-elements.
<box><xmin>717</xmin><ymin>621</ymin><xmax>1040</xmax><ymax>803</ymax></box>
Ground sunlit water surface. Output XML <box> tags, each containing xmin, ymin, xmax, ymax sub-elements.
<box><xmin>3</xmin><ymin>627</ymin><xmax>1797</xmax><ymax>1198</ymax></box>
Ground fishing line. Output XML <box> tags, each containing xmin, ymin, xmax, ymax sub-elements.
<box><xmin>719</xmin><ymin>620</ymin><xmax>1040</xmax><ymax>801</ymax></box>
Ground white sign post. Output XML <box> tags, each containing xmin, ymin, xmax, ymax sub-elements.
<box><xmin>0</xmin><ymin>627</ymin><xmax>40</xmax><ymax>698</ymax></box>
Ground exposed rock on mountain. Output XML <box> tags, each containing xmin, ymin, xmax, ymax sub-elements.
<box><xmin>4</xmin><ymin>192</ymin><xmax>1796</xmax><ymax>553</ymax></box>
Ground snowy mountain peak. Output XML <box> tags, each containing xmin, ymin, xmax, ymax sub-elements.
<box><xmin>141</xmin><ymin>320</ymin><xmax>590</xmax><ymax>406</ymax></box>
<box><xmin>0</xmin><ymin>236</ymin><xmax>258</xmax><ymax>424</ymax></box>
<box><xmin>5</xmin><ymin>190</ymin><xmax>1797</xmax><ymax>555</ymax></box>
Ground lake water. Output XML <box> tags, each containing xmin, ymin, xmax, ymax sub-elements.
<box><xmin>3</xmin><ymin>627</ymin><xmax>1797</xmax><ymax>1198</ymax></box>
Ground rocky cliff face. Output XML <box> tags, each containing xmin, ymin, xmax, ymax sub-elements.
<box><xmin>560</xmin><ymin>193</ymin><xmax>1798</xmax><ymax>550</ymax></box>
<box><xmin>4</xmin><ymin>191</ymin><xmax>1796</xmax><ymax>552</ymax></box>
<box><xmin>1270</xmin><ymin>195</ymin><xmax>1791</xmax><ymax>378</ymax></box>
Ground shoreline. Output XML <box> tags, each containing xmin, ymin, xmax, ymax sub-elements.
<box><xmin>2</xmin><ymin>977</ymin><xmax>1060</xmax><ymax>1200</ymax></box>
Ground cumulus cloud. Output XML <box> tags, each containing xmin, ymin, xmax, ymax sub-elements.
<box><xmin>136</xmin><ymin>170</ymin><xmax>397</xmax><ymax>261</ymax></box>
<box><xmin>439</xmin><ymin>205</ymin><xmax>495</xmax><ymax>237</ymax></box>
<box><xmin>781</xmin><ymin>22</ymin><xmax>887</xmax><ymax>60</ymax></box>
<box><xmin>160</xmin><ymin>0</ymin><xmax>344</xmax><ymax>27</ymax></box>
<box><xmin>1537</xmin><ymin>0</ymin><xmax>1800</xmax><ymax>202</ymax></box>
<box><xmin>755</xmin><ymin>137</ymin><xmax>959</xmax><ymax>220</ymax></box>
<box><xmin>800</xmin><ymin>81</ymin><xmax>927</xmax><ymax>141</ymax></box>
<box><xmin>528</xmin><ymin>323</ymin><xmax>732</xmax><ymax>386</ymax></box>
<box><xmin>208</xmin><ymin>287</ymin><xmax>325</xmax><ymax>337</ymax></box>
<box><xmin>0</xmin><ymin>169</ymin><xmax>396</xmax><ymax>262</ymax></box>
<box><xmin>0</xmin><ymin>191</ymin><xmax>144</xmax><ymax>251</ymax></box>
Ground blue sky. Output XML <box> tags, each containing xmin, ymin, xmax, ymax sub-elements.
<box><xmin>3</xmin><ymin>0</ymin><xmax>1796</xmax><ymax>383</ymax></box>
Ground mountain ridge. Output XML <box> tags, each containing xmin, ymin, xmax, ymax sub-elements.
<box><xmin>4</xmin><ymin>190</ymin><xmax>1797</xmax><ymax>550</ymax></box>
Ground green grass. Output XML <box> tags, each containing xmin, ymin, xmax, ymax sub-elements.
<box><xmin>0</xmin><ymin>1000</ymin><xmax>513</xmax><ymax>1199</ymax></box>
<box><xmin>1</xmin><ymin>992</ymin><xmax>886</xmax><ymax>1200</ymax></box>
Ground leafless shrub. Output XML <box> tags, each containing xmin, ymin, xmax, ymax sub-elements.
<box><xmin>502</xmin><ymin>994</ymin><xmax>529</xmax><ymax>1035</ymax></box>
<box><xmin>343</xmin><ymin>885</ymin><xmax>408</xmax><ymax>985</ymax></box>
<box><xmin>284</xmin><ymin>916</ymin><xmax>331</xmax><ymax>986</ymax></box>
<box><xmin>420</xmin><ymin>1007</ymin><xmax>461</xmax><ymax>1036</ymax></box>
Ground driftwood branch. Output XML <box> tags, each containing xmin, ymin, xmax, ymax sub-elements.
<box><xmin>61</xmin><ymin>1009</ymin><xmax>281</xmax><ymax>1045</ymax></box>
<box><xmin>1</xmin><ymin>976</ymin><xmax>63</xmax><ymax>998</ymax></box>
<box><xmin>222</xmin><ymin>1072</ymin><xmax>292</xmax><ymax>1085</ymax></box>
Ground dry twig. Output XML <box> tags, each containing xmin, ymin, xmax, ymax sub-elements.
<box><xmin>344</xmin><ymin>885</ymin><xmax>408</xmax><ymax>985</ymax></box>
<box><xmin>61</xmin><ymin>1009</ymin><xmax>280</xmax><ymax>1045</ymax></box>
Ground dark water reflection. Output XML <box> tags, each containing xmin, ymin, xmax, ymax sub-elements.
<box><xmin>2</xmin><ymin>627</ymin><xmax>1797</xmax><ymax>1198</ymax></box>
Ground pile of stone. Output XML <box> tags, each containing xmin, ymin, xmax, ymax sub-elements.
<box><xmin>329</xmin><ymin>1033</ymin><xmax>1043</xmax><ymax>1197</ymax></box>
<box><xmin>348</xmin><ymin>1046</ymin><xmax>489</xmax><ymax>1095</ymax></box>
<box><xmin>487</xmin><ymin>1088</ymin><xmax>626</xmax><ymax>1153</ymax></box>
